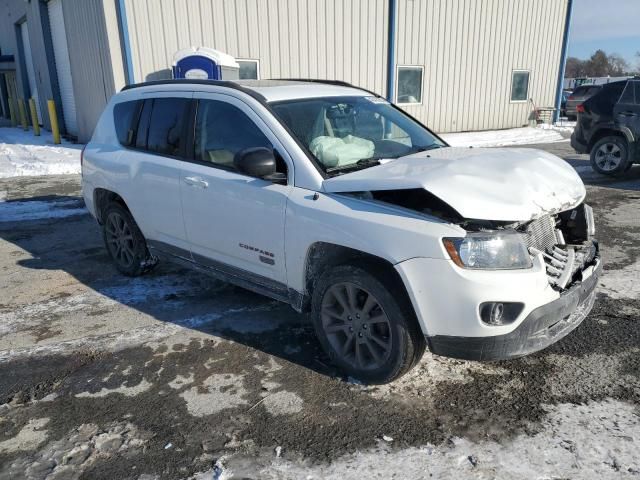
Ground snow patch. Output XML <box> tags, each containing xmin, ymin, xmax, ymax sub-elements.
<box><xmin>0</xmin><ymin>418</ymin><xmax>49</xmax><ymax>454</ymax></box>
<box><xmin>242</xmin><ymin>400</ymin><xmax>640</xmax><ymax>479</ymax></box>
<box><xmin>0</xmin><ymin>127</ymin><xmax>82</xmax><ymax>178</ymax></box>
<box><xmin>262</xmin><ymin>391</ymin><xmax>304</xmax><ymax>416</ymax></box>
<box><xmin>180</xmin><ymin>374</ymin><xmax>249</xmax><ymax>417</ymax></box>
<box><xmin>441</xmin><ymin>126</ymin><xmax>565</xmax><ymax>148</ymax></box>
<box><xmin>0</xmin><ymin>198</ymin><xmax>86</xmax><ymax>222</ymax></box>
<box><xmin>599</xmin><ymin>260</ymin><xmax>640</xmax><ymax>300</ymax></box>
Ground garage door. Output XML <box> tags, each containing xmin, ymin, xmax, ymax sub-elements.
<box><xmin>48</xmin><ymin>0</ymin><xmax>77</xmax><ymax>136</ymax></box>
<box><xmin>20</xmin><ymin>22</ymin><xmax>42</xmax><ymax>124</ymax></box>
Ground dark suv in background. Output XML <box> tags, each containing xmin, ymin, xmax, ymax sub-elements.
<box><xmin>571</xmin><ymin>79</ymin><xmax>640</xmax><ymax>176</ymax></box>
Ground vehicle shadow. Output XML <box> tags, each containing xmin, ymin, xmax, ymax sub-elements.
<box><xmin>0</xmin><ymin>201</ymin><xmax>337</xmax><ymax>379</ymax></box>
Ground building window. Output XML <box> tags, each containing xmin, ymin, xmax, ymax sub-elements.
<box><xmin>237</xmin><ymin>59</ymin><xmax>260</xmax><ymax>80</ymax></box>
<box><xmin>396</xmin><ymin>66</ymin><xmax>423</xmax><ymax>105</ymax></box>
<box><xmin>511</xmin><ymin>70</ymin><xmax>530</xmax><ymax>102</ymax></box>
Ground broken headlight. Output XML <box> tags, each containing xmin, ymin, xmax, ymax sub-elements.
<box><xmin>443</xmin><ymin>231</ymin><xmax>532</xmax><ymax>270</ymax></box>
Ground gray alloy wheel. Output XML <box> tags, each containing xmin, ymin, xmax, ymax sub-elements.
<box><xmin>594</xmin><ymin>142</ymin><xmax>622</xmax><ymax>172</ymax></box>
<box><xmin>320</xmin><ymin>282</ymin><xmax>392</xmax><ymax>371</ymax></box>
<box><xmin>102</xmin><ymin>202</ymin><xmax>156</xmax><ymax>277</ymax></box>
<box><xmin>311</xmin><ymin>264</ymin><xmax>426</xmax><ymax>384</ymax></box>
<box><xmin>590</xmin><ymin>136</ymin><xmax>630</xmax><ymax>176</ymax></box>
<box><xmin>105</xmin><ymin>210</ymin><xmax>137</xmax><ymax>269</ymax></box>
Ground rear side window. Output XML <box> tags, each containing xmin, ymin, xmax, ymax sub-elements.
<box><xmin>586</xmin><ymin>82</ymin><xmax>625</xmax><ymax>114</ymax></box>
<box><xmin>146</xmin><ymin>98</ymin><xmax>191</xmax><ymax>156</ymax></box>
<box><xmin>619</xmin><ymin>81</ymin><xmax>640</xmax><ymax>105</ymax></box>
<box><xmin>113</xmin><ymin>100</ymin><xmax>140</xmax><ymax>146</ymax></box>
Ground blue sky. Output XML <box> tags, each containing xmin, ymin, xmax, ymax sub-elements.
<box><xmin>567</xmin><ymin>0</ymin><xmax>639</xmax><ymax>66</ymax></box>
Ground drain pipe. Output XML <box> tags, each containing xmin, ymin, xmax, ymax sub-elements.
<box><xmin>386</xmin><ymin>0</ymin><xmax>397</xmax><ymax>102</ymax></box>
<box><xmin>554</xmin><ymin>0</ymin><xmax>573</xmax><ymax>123</ymax></box>
<box><xmin>115</xmin><ymin>0</ymin><xmax>135</xmax><ymax>85</ymax></box>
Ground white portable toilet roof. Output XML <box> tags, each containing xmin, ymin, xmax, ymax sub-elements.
<box><xmin>172</xmin><ymin>47</ymin><xmax>239</xmax><ymax>68</ymax></box>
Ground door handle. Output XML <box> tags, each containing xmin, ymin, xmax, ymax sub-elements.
<box><xmin>183</xmin><ymin>176</ymin><xmax>209</xmax><ymax>188</ymax></box>
<box><xmin>620</xmin><ymin>111</ymin><xmax>637</xmax><ymax>117</ymax></box>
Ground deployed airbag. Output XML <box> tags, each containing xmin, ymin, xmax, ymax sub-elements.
<box><xmin>310</xmin><ymin>135</ymin><xmax>374</xmax><ymax>168</ymax></box>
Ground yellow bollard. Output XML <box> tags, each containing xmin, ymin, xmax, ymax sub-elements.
<box><xmin>8</xmin><ymin>97</ymin><xmax>17</xmax><ymax>127</ymax></box>
<box><xmin>29</xmin><ymin>98</ymin><xmax>40</xmax><ymax>136</ymax></box>
<box><xmin>18</xmin><ymin>99</ymin><xmax>28</xmax><ymax>130</ymax></box>
<box><xmin>47</xmin><ymin>100</ymin><xmax>61</xmax><ymax>145</ymax></box>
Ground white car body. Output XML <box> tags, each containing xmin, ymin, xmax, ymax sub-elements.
<box><xmin>82</xmin><ymin>79</ymin><xmax>600</xmax><ymax>365</ymax></box>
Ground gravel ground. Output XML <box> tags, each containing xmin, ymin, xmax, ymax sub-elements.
<box><xmin>0</xmin><ymin>141</ymin><xmax>639</xmax><ymax>479</ymax></box>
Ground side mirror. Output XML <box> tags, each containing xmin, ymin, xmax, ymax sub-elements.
<box><xmin>234</xmin><ymin>147</ymin><xmax>286</xmax><ymax>184</ymax></box>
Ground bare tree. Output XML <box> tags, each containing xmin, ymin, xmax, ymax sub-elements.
<box><xmin>565</xmin><ymin>50</ymin><xmax>636</xmax><ymax>78</ymax></box>
<box><xmin>608</xmin><ymin>54</ymin><xmax>629</xmax><ymax>76</ymax></box>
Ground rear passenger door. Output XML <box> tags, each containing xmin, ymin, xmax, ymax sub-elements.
<box><xmin>123</xmin><ymin>93</ymin><xmax>193</xmax><ymax>253</ymax></box>
<box><xmin>179</xmin><ymin>94</ymin><xmax>292</xmax><ymax>285</ymax></box>
<box><xmin>614</xmin><ymin>81</ymin><xmax>640</xmax><ymax>139</ymax></box>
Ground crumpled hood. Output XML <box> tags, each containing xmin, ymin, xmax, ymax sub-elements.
<box><xmin>322</xmin><ymin>147</ymin><xmax>586</xmax><ymax>222</ymax></box>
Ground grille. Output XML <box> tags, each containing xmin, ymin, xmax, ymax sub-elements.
<box><xmin>524</xmin><ymin>214</ymin><xmax>558</xmax><ymax>252</ymax></box>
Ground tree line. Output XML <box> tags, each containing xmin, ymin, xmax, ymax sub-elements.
<box><xmin>565</xmin><ymin>50</ymin><xmax>639</xmax><ymax>78</ymax></box>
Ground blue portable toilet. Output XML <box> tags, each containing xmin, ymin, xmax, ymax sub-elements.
<box><xmin>172</xmin><ymin>47</ymin><xmax>239</xmax><ymax>80</ymax></box>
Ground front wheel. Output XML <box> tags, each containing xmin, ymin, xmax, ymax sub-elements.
<box><xmin>590</xmin><ymin>136</ymin><xmax>631</xmax><ymax>176</ymax></box>
<box><xmin>311</xmin><ymin>265</ymin><xmax>426</xmax><ymax>384</ymax></box>
<box><xmin>102</xmin><ymin>202</ymin><xmax>156</xmax><ymax>276</ymax></box>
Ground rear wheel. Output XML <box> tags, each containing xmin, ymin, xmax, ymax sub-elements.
<box><xmin>311</xmin><ymin>264</ymin><xmax>426</xmax><ymax>384</ymax></box>
<box><xmin>590</xmin><ymin>136</ymin><xmax>631</xmax><ymax>176</ymax></box>
<box><xmin>102</xmin><ymin>202</ymin><xmax>156</xmax><ymax>276</ymax></box>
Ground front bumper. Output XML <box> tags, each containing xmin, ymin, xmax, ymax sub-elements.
<box><xmin>427</xmin><ymin>257</ymin><xmax>601</xmax><ymax>361</ymax></box>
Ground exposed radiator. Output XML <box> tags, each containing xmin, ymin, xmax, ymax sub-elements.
<box><xmin>524</xmin><ymin>214</ymin><xmax>558</xmax><ymax>252</ymax></box>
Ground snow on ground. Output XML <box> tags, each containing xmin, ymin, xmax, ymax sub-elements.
<box><xmin>0</xmin><ymin>127</ymin><xmax>82</xmax><ymax>178</ymax></box>
<box><xmin>210</xmin><ymin>400</ymin><xmax>639</xmax><ymax>480</ymax></box>
<box><xmin>441</xmin><ymin>125</ymin><xmax>570</xmax><ymax>148</ymax></box>
<box><xmin>0</xmin><ymin>198</ymin><xmax>86</xmax><ymax>222</ymax></box>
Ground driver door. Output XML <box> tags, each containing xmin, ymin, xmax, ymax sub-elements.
<box><xmin>179</xmin><ymin>94</ymin><xmax>292</xmax><ymax>285</ymax></box>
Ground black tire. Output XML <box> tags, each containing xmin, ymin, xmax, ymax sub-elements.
<box><xmin>590</xmin><ymin>136</ymin><xmax>631</xmax><ymax>176</ymax></box>
<box><xmin>311</xmin><ymin>264</ymin><xmax>426</xmax><ymax>384</ymax></box>
<box><xmin>102</xmin><ymin>202</ymin><xmax>157</xmax><ymax>276</ymax></box>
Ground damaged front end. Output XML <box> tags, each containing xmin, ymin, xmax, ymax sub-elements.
<box><xmin>520</xmin><ymin>204</ymin><xmax>598</xmax><ymax>291</ymax></box>
<box><xmin>349</xmin><ymin>188</ymin><xmax>599</xmax><ymax>294</ymax></box>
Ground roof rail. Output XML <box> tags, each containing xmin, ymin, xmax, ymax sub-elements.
<box><xmin>119</xmin><ymin>77</ymin><xmax>384</xmax><ymax>101</ymax></box>
<box><xmin>274</xmin><ymin>78</ymin><xmax>383</xmax><ymax>98</ymax></box>
<box><xmin>120</xmin><ymin>78</ymin><xmax>267</xmax><ymax>101</ymax></box>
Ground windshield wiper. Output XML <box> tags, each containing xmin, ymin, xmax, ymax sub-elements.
<box><xmin>412</xmin><ymin>143</ymin><xmax>444</xmax><ymax>153</ymax></box>
<box><xmin>326</xmin><ymin>157</ymin><xmax>382</xmax><ymax>174</ymax></box>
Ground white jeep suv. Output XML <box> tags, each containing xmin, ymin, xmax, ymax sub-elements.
<box><xmin>82</xmin><ymin>79</ymin><xmax>601</xmax><ymax>384</ymax></box>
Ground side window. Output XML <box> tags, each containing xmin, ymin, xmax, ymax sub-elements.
<box><xmin>194</xmin><ymin>99</ymin><xmax>273</xmax><ymax>169</ymax></box>
<box><xmin>619</xmin><ymin>82</ymin><xmax>634</xmax><ymax>104</ymax></box>
<box><xmin>510</xmin><ymin>71</ymin><xmax>530</xmax><ymax>102</ymax></box>
<box><xmin>146</xmin><ymin>98</ymin><xmax>190</xmax><ymax>156</ymax></box>
<box><xmin>113</xmin><ymin>100</ymin><xmax>140</xmax><ymax>146</ymax></box>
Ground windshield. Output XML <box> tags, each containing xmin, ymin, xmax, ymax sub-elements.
<box><xmin>271</xmin><ymin>96</ymin><xmax>445</xmax><ymax>176</ymax></box>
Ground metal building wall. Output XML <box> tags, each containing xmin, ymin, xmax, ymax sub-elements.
<box><xmin>60</xmin><ymin>0</ymin><xmax>126</xmax><ymax>142</ymax></box>
<box><xmin>123</xmin><ymin>0</ymin><xmax>389</xmax><ymax>96</ymax></box>
<box><xmin>0</xmin><ymin>0</ymin><xmax>58</xmax><ymax>130</ymax></box>
<box><xmin>395</xmin><ymin>0</ymin><xmax>569</xmax><ymax>132</ymax></box>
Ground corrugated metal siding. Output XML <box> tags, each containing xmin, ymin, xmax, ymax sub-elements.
<box><xmin>396</xmin><ymin>0</ymin><xmax>569</xmax><ymax>132</ymax></box>
<box><xmin>61</xmin><ymin>0</ymin><xmax>124</xmax><ymax>142</ymax></box>
<box><xmin>123</xmin><ymin>0</ymin><xmax>389</xmax><ymax>96</ymax></box>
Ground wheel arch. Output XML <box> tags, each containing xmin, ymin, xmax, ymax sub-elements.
<box><xmin>588</xmin><ymin>126</ymin><xmax>633</xmax><ymax>150</ymax></box>
<box><xmin>299</xmin><ymin>242</ymin><xmax>414</xmax><ymax>316</ymax></box>
<box><xmin>93</xmin><ymin>188</ymin><xmax>132</xmax><ymax>224</ymax></box>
